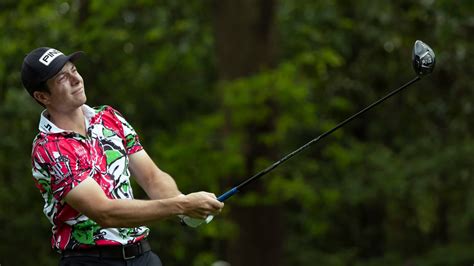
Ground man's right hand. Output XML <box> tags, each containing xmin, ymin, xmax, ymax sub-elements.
<box><xmin>179</xmin><ymin>192</ymin><xmax>224</xmax><ymax>219</ymax></box>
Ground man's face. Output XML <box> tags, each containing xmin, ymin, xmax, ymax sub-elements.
<box><xmin>41</xmin><ymin>61</ymin><xmax>86</xmax><ymax>111</ymax></box>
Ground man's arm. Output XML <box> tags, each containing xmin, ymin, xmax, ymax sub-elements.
<box><xmin>128</xmin><ymin>150</ymin><xmax>181</xmax><ymax>199</ymax></box>
<box><xmin>64</xmin><ymin>178</ymin><xmax>223</xmax><ymax>228</ymax></box>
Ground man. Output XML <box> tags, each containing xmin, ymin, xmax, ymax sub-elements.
<box><xmin>21</xmin><ymin>47</ymin><xmax>224</xmax><ymax>265</ymax></box>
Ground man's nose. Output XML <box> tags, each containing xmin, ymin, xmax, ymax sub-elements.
<box><xmin>69</xmin><ymin>72</ymin><xmax>80</xmax><ymax>84</ymax></box>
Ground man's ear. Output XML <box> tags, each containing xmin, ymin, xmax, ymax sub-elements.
<box><xmin>33</xmin><ymin>91</ymin><xmax>50</xmax><ymax>106</ymax></box>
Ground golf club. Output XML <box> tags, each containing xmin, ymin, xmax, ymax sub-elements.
<box><xmin>181</xmin><ymin>40</ymin><xmax>435</xmax><ymax>227</ymax></box>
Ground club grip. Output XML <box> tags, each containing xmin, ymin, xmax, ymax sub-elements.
<box><xmin>217</xmin><ymin>187</ymin><xmax>238</xmax><ymax>202</ymax></box>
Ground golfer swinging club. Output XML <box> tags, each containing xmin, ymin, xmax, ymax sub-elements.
<box><xmin>21</xmin><ymin>47</ymin><xmax>224</xmax><ymax>265</ymax></box>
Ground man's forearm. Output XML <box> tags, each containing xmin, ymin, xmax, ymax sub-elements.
<box><xmin>141</xmin><ymin>171</ymin><xmax>183</xmax><ymax>200</ymax></box>
<box><xmin>128</xmin><ymin>150</ymin><xmax>183</xmax><ymax>199</ymax></box>
<box><xmin>97</xmin><ymin>196</ymin><xmax>185</xmax><ymax>228</ymax></box>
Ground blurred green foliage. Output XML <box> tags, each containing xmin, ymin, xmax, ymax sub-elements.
<box><xmin>0</xmin><ymin>0</ymin><xmax>473</xmax><ymax>265</ymax></box>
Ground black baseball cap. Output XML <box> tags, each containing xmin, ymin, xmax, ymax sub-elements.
<box><xmin>21</xmin><ymin>47</ymin><xmax>84</xmax><ymax>96</ymax></box>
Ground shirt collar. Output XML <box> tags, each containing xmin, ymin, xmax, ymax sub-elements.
<box><xmin>38</xmin><ymin>104</ymin><xmax>96</xmax><ymax>134</ymax></box>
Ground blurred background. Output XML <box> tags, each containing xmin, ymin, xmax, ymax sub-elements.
<box><xmin>1</xmin><ymin>0</ymin><xmax>474</xmax><ymax>265</ymax></box>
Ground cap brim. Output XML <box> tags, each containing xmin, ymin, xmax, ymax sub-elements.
<box><xmin>44</xmin><ymin>51</ymin><xmax>85</xmax><ymax>81</ymax></box>
<box><xmin>68</xmin><ymin>51</ymin><xmax>84</xmax><ymax>62</ymax></box>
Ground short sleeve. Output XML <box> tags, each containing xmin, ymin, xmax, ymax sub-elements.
<box><xmin>32</xmin><ymin>140</ymin><xmax>93</xmax><ymax>202</ymax></box>
<box><xmin>110</xmin><ymin>108</ymin><xmax>143</xmax><ymax>155</ymax></box>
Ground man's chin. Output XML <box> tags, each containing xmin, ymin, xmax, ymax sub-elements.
<box><xmin>79</xmin><ymin>95</ymin><xmax>87</xmax><ymax>104</ymax></box>
<box><xmin>72</xmin><ymin>97</ymin><xmax>87</xmax><ymax>109</ymax></box>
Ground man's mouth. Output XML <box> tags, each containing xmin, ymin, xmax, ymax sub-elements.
<box><xmin>72</xmin><ymin>87</ymin><xmax>83</xmax><ymax>95</ymax></box>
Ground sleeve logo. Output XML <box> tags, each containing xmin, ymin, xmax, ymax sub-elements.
<box><xmin>51</xmin><ymin>155</ymin><xmax>72</xmax><ymax>184</ymax></box>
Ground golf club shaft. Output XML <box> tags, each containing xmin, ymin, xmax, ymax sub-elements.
<box><xmin>217</xmin><ymin>75</ymin><xmax>421</xmax><ymax>202</ymax></box>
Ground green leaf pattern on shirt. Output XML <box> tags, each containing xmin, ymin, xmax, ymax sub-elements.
<box><xmin>72</xmin><ymin>220</ymin><xmax>101</xmax><ymax>245</ymax></box>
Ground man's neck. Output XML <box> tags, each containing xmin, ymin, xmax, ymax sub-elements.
<box><xmin>47</xmin><ymin>106</ymin><xmax>87</xmax><ymax>136</ymax></box>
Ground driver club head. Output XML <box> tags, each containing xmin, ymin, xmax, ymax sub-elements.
<box><xmin>412</xmin><ymin>40</ymin><xmax>436</xmax><ymax>76</ymax></box>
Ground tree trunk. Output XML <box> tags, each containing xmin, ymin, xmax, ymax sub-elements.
<box><xmin>213</xmin><ymin>1</ymin><xmax>283</xmax><ymax>266</ymax></box>
<box><xmin>214</xmin><ymin>0</ymin><xmax>277</xmax><ymax>80</ymax></box>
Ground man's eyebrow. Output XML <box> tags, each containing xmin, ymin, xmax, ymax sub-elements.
<box><xmin>52</xmin><ymin>64</ymin><xmax>75</xmax><ymax>80</ymax></box>
<box><xmin>52</xmin><ymin>70</ymin><xmax>66</xmax><ymax>80</ymax></box>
